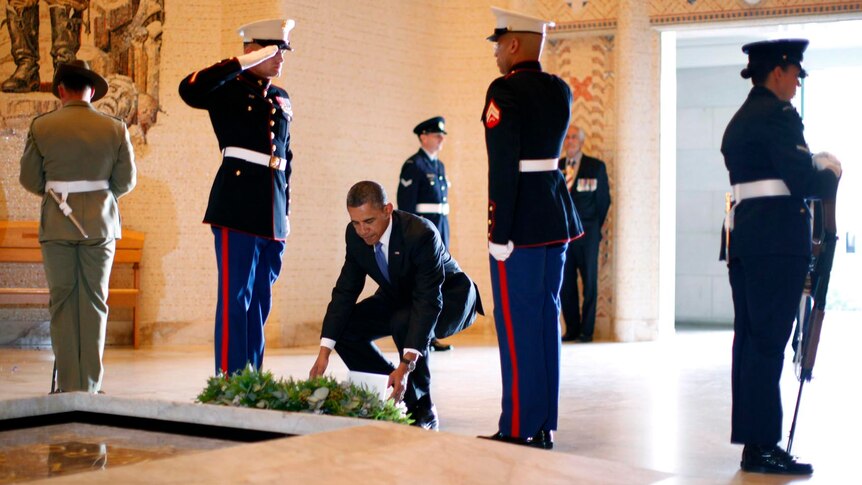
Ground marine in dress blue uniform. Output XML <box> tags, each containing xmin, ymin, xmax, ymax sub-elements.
<box><xmin>721</xmin><ymin>39</ymin><xmax>840</xmax><ymax>475</ymax></box>
<box><xmin>479</xmin><ymin>7</ymin><xmax>583</xmax><ymax>450</ymax></box>
<box><xmin>179</xmin><ymin>19</ymin><xmax>296</xmax><ymax>375</ymax></box>
<box><xmin>397</xmin><ymin>116</ymin><xmax>451</xmax><ymax>248</ymax></box>
<box><xmin>558</xmin><ymin>127</ymin><xmax>610</xmax><ymax>342</ymax></box>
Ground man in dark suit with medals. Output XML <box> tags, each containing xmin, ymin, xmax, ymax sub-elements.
<box><xmin>398</xmin><ymin>116</ymin><xmax>455</xmax><ymax>352</ymax></box>
<box><xmin>179</xmin><ymin>18</ymin><xmax>295</xmax><ymax>376</ymax></box>
<box><xmin>479</xmin><ymin>7</ymin><xmax>583</xmax><ymax>450</ymax></box>
<box><xmin>722</xmin><ymin>39</ymin><xmax>840</xmax><ymax>475</ymax></box>
<box><xmin>559</xmin><ymin>126</ymin><xmax>610</xmax><ymax>343</ymax></box>
<box><xmin>309</xmin><ymin>181</ymin><xmax>482</xmax><ymax>430</ymax></box>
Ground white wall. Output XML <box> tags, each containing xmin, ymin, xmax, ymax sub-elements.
<box><xmin>674</xmin><ymin>65</ymin><xmax>749</xmax><ymax>325</ymax></box>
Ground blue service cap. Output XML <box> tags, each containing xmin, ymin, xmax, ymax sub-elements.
<box><xmin>741</xmin><ymin>38</ymin><xmax>808</xmax><ymax>79</ymax></box>
<box><xmin>414</xmin><ymin>116</ymin><xmax>447</xmax><ymax>135</ymax></box>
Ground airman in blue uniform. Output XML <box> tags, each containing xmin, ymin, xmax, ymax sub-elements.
<box><xmin>398</xmin><ymin>116</ymin><xmax>451</xmax><ymax>248</ymax></box>
<box><xmin>179</xmin><ymin>18</ymin><xmax>296</xmax><ymax>376</ymax></box>
<box><xmin>398</xmin><ymin>116</ymin><xmax>455</xmax><ymax>352</ymax></box>
<box><xmin>721</xmin><ymin>38</ymin><xmax>841</xmax><ymax>476</ymax></box>
<box><xmin>479</xmin><ymin>7</ymin><xmax>582</xmax><ymax>451</ymax></box>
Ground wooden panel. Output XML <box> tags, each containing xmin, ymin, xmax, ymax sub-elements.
<box><xmin>0</xmin><ymin>221</ymin><xmax>145</xmax><ymax>251</ymax></box>
<box><xmin>107</xmin><ymin>289</ymin><xmax>140</xmax><ymax>306</ymax></box>
<box><xmin>0</xmin><ymin>248</ymin><xmax>43</xmax><ymax>263</ymax></box>
<box><xmin>0</xmin><ymin>288</ymin><xmax>139</xmax><ymax>307</ymax></box>
<box><xmin>0</xmin><ymin>288</ymin><xmax>49</xmax><ymax>305</ymax></box>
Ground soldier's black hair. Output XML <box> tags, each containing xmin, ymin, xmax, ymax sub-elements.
<box><xmin>59</xmin><ymin>72</ymin><xmax>94</xmax><ymax>93</ymax></box>
<box><xmin>742</xmin><ymin>60</ymin><xmax>804</xmax><ymax>86</ymax></box>
<box><xmin>347</xmin><ymin>181</ymin><xmax>388</xmax><ymax>209</ymax></box>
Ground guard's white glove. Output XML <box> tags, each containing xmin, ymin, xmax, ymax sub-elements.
<box><xmin>489</xmin><ymin>241</ymin><xmax>514</xmax><ymax>262</ymax></box>
<box><xmin>237</xmin><ymin>45</ymin><xmax>279</xmax><ymax>70</ymax></box>
<box><xmin>813</xmin><ymin>151</ymin><xmax>842</xmax><ymax>179</ymax></box>
<box><xmin>285</xmin><ymin>216</ymin><xmax>290</xmax><ymax>238</ymax></box>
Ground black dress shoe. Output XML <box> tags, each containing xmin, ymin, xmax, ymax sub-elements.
<box><xmin>561</xmin><ymin>333</ymin><xmax>578</xmax><ymax>342</ymax></box>
<box><xmin>578</xmin><ymin>335</ymin><xmax>593</xmax><ymax>343</ymax></box>
<box><xmin>478</xmin><ymin>430</ymin><xmax>554</xmax><ymax>450</ymax></box>
<box><xmin>410</xmin><ymin>405</ymin><xmax>439</xmax><ymax>431</ymax></box>
<box><xmin>741</xmin><ymin>445</ymin><xmax>813</xmax><ymax>475</ymax></box>
<box><xmin>430</xmin><ymin>339</ymin><xmax>453</xmax><ymax>352</ymax></box>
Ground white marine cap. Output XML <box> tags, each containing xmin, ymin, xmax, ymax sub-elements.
<box><xmin>238</xmin><ymin>18</ymin><xmax>296</xmax><ymax>51</ymax></box>
<box><xmin>487</xmin><ymin>6</ymin><xmax>553</xmax><ymax>41</ymax></box>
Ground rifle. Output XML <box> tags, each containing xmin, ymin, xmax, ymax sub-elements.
<box><xmin>787</xmin><ymin>197</ymin><xmax>837</xmax><ymax>454</ymax></box>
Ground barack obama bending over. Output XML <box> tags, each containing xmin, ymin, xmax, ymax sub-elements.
<box><xmin>309</xmin><ymin>181</ymin><xmax>482</xmax><ymax>429</ymax></box>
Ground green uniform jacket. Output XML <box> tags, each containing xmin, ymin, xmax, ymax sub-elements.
<box><xmin>19</xmin><ymin>100</ymin><xmax>136</xmax><ymax>242</ymax></box>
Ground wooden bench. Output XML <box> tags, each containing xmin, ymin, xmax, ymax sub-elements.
<box><xmin>0</xmin><ymin>221</ymin><xmax>144</xmax><ymax>348</ymax></box>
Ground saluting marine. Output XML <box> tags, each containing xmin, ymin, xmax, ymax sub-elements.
<box><xmin>179</xmin><ymin>18</ymin><xmax>295</xmax><ymax>376</ymax></box>
<box><xmin>721</xmin><ymin>39</ymin><xmax>841</xmax><ymax>476</ymax></box>
<box><xmin>479</xmin><ymin>7</ymin><xmax>582</xmax><ymax>451</ymax></box>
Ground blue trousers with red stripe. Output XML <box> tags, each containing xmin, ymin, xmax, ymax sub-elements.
<box><xmin>212</xmin><ymin>227</ymin><xmax>285</xmax><ymax>375</ymax></box>
<box><xmin>489</xmin><ymin>244</ymin><xmax>566</xmax><ymax>438</ymax></box>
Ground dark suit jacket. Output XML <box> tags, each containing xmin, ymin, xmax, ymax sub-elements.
<box><xmin>558</xmin><ymin>154</ymin><xmax>611</xmax><ymax>240</ymax></box>
<box><xmin>321</xmin><ymin>210</ymin><xmax>480</xmax><ymax>350</ymax></box>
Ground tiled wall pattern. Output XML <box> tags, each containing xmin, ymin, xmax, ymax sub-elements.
<box><xmin>551</xmin><ymin>0</ymin><xmax>861</xmax><ymax>34</ymax></box>
<box><xmin>545</xmin><ymin>36</ymin><xmax>617</xmax><ymax>341</ymax></box>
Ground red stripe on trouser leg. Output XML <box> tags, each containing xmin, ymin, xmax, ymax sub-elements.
<box><xmin>497</xmin><ymin>260</ymin><xmax>520</xmax><ymax>436</ymax></box>
<box><xmin>220</xmin><ymin>227</ymin><xmax>230</xmax><ymax>375</ymax></box>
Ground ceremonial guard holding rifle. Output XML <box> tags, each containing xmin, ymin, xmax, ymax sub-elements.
<box><xmin>721</xmin><ymin>38</ymin><xmax>841</xmax><ymax>475</ymax></box>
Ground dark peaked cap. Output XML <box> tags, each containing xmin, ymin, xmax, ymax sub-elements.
<box><xmin>413</xmin><ymin>116</ymin><xmax>447</xmax><ymax>135</ymax></box>
<box><xmin>741</xmin><ymin>39</ymin><xmax>809</xmax><ymax>79</ymax></box>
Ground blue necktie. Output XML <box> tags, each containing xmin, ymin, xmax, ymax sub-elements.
<box><xmin>374</xmin><ymin>242</ymin><xmax>390</xmax><ymax>283</ymax></box>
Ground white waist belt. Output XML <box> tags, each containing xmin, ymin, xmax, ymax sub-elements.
<box><xmin>46</xmin><ymin>180</ymin><xmax>109</xmax><ymax>194</ymax></box>
<box><xmin>45</xmin><ymin>180</ymin><xmax>109</xmax><ymax>218</ymax></box>
<box><xmin>732</xmin><ymin>179</ymin><xmax>790</xmax><ymax>202</ymax></box>
<box><xmin>726</xmin><ymin>179</ymin><xmax>791</xmax><ymax>231</ymax></box>
<box><xmin>223</xmin><ymin>146</ymin><xmax>287</xmax><ymax>171</ymax></box>
<box><xmin>415</xmin><ymin>203</ymin><xmax>450</xmax><ymax>215</ymax></box>
<box><xmin>519</xmin><ymin>159</ymin><xmax>558</xmax><ymax>172</ymax></box>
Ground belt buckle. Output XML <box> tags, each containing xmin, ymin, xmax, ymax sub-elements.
<box><xmin>268</xmin><ymin>155</ymin><xmax>281</xmax><ymax>169</ymax></box>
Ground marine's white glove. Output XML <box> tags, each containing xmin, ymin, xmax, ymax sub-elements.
<box><xmin>813</xmin><ymin>152</ymin><xmax>842</xmax><ymax>179</ymax></box>
<box><xmin>489</xmin><ymin>241</ymin><xmax>514</xmax><ymax>262</ymax></box>
<box><xmin>237</xmin><ymin>45</ymin><xmax>279</xmax><ymax>70</ymax></box>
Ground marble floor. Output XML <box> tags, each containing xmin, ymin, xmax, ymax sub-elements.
<box><xmin>1</xmin><ymin>312</ymin><xmax>859</xmax><ymax>484</ymax></box>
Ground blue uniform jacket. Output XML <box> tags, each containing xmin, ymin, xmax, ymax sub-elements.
<box><xmin>397</xmin><ymin>149</ymin><xmax>450</xmax><ymax>247</ymax></box>
<box><xmin>179</xmin><ymin>58</ymin><xmax>293</xmax><ymax>240</ymax></box>
<box><xmin>482</xmin><ymin>61</ymin><xmax>583</xmax><ymax>247</ymax></box>
<box><xmin>721</xmin><ymin>86</ymin><xmax>838</xmax><ymax>258</ymax></box>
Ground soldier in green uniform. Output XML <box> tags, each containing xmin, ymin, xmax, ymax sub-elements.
<box><xmin>19</xmin><ymin>60</ymin><xmax>136</xmax><ymax>393</ymax></box>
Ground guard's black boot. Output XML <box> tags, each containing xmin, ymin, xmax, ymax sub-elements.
<box><xmin>2</xmin><ymin>5</ymin><xmax>40</xmax><ymax>93</ymax></box>
<box><xmin>740</xmin><ymin>444</ymin><xmax>813</xmax><ymax>475</ymax></box>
